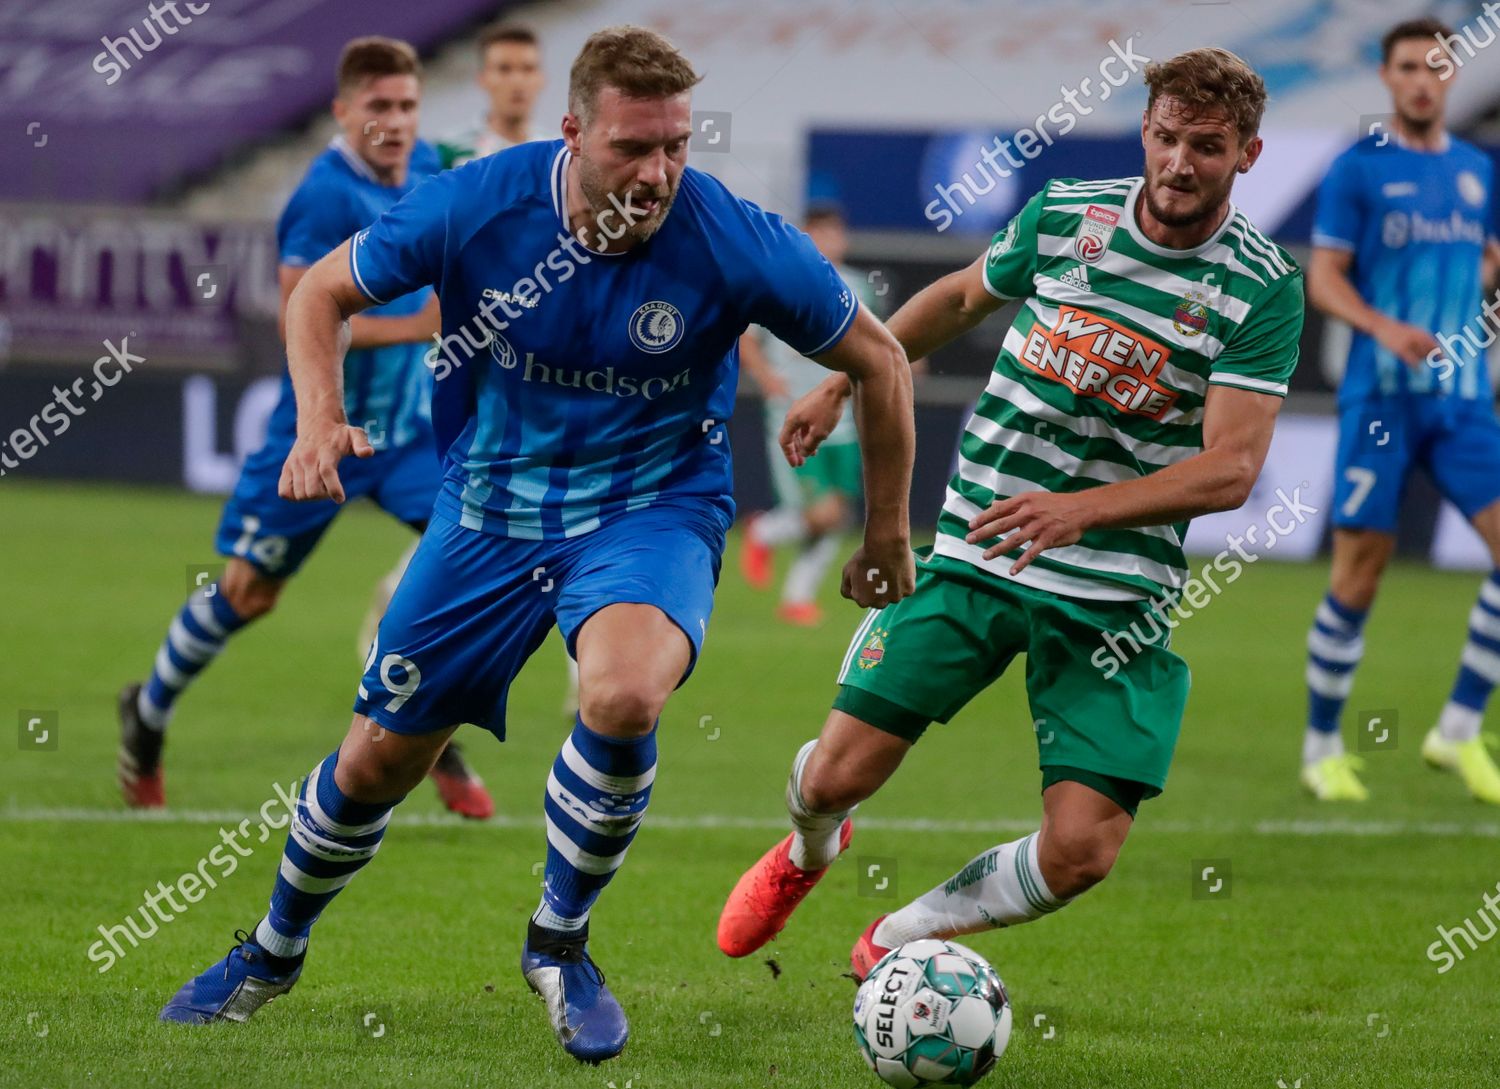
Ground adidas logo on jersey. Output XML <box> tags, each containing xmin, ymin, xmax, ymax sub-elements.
<box><xmin>1060</xmin><ymin>265</ymin><xmax>1091</xmax><ymax>292</ymax></box>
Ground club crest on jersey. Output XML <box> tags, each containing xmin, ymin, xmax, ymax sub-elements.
<box><xmin>1459</xmin><ymin>170</ymin><xmax>1486</xmax><ymax>207</ymax></box>
<box><xmin>857</xmin><ymin>626</ymin><xmax>890</xmax><ymax>670</ymax></box>
<box><xmin>488</xmin><ymin>330</ymin><xmax>518</xmax><ymax>369</ymax></box>
<box><xmin>1073</xmin><ymin>205</ymin><xmax>1119</xmax><ymax>265</ymax></box>
<box><xmin>1172</xmin><ymin>288</ymin><xmax>1212</xmax><ymax>338</ymax></box>
<box><xmin>630</xmin><ymin>300</ymin><xmax>686</xmax><ymax>354</ymax></box>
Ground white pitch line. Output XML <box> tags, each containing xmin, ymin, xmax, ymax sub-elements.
<box><xmin>2</xmin><ymin>806</ymin><xmax>1498</xmax><ymax>839</ymax></box>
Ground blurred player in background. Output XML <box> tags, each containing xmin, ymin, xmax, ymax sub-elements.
<box><xmin>116</xmin><ymin>37</ymin><xmax>494</xmax><ymax>820</ymax></box>
<box><xmin>720</xmin><ymin>49</ymin><xmax>1305</xmax><ymax>977</ymax></box>
<box><xmin>157</xmin><ymin>26</ymin><xmax>915</xmax><ymax>1062</ymax></box>
<box><xmin>739</xmin><ymin>204</ymin><xmax>878</xmax><ymax>625</ymax></box>
<box><xmin>436</xmin><ymin>22</ymin><xmax>544</xmax><ymax>168</ymax></box>
<box><xmin>1299</xmin><ymin>17</ymin><xmax>1500</xmax><ymax>804</ymax></box>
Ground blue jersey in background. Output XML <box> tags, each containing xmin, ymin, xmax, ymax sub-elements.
<box><xmin>276</xmin><ymin>135</ymin><xmax>441</xmax><ymax>450</ymax></box>
<box><xmin>1313</xmin><ymin>132</ymin><xmax>1497</xmax><ymax>402</ymax></box>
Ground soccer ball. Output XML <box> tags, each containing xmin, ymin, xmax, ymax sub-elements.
<box><xmin>852</xmin><ymin>939</ymin><xmax>1012</xmax><ymax>1088</ymax></box>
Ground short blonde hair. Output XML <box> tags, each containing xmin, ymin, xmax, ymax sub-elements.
<box><xmin>568</xmin><ymin>25</ymin><xmax>701</xmax><ymax>126</ymax></box>
<box><xmin>1144</xmin><ymin>47</ymin><xmax>1266</xmax><ymax>143</ymax></box>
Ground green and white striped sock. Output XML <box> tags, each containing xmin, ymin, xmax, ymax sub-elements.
<box><xmin>873</xmin><ymin>832</ymin><xmax>1068</xmax><ymax>946</ymax></box>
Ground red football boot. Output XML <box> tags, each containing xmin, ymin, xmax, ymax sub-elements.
<box><xmin>717</xmin><ymin>819</ymin><xmax>853</xmax><ymax>957</ymax></box>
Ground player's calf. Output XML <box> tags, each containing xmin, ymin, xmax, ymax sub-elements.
<box><xmin>160</xmin><ymin>737</ymin><xmax>422</xmax><ymax>1024</ymax></box>
<box><xmin>1034</xmin><ymin>790</ymin><xmax>1130</xmax><ymax>898</ymax></box>
<box><xmin>853</xmin><ymin>780</ymin><xmax>1133</xmax><ymax>978</ymax></box>
<box><xmin>217</xmin><ymin>557</ymin><xmax>286</xmax><ymax>621</ymax></box>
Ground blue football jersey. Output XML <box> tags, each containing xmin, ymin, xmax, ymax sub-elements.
<box><xmin>275</xmin><ymin>135</ymin><xmax>441</xmax><ymax>450</ymax></box>
<box><xmin>1313</xmin><ymin>132</ymin><xmax>1497</xmax><ymax>402</ymax></box>
<box><xmin>349</xmin><ymin>139</ymin><xmax>859</xmax><ymax>540</ymax></box>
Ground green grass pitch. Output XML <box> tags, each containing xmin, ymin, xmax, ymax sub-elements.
<box><xmin>1</xmin><ymin>481</ymin><xmax>1497</xmax><ymax>1088</ymax></box>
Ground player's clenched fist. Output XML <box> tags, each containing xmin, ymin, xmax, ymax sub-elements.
<box><xmin>278</xmin><ymin>420</ymin><xmax>374</xmax><ymax>503</ymax></box>
<box><xmin>841</xmin><ymin>536</ymin><xmax>916</xmax><ymax>608</ymax></box>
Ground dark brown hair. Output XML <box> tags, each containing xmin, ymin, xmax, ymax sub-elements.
<box><xmin>1144</xmin><ymin>47</ymin><xmax>1267</xmax><ymax>143</ymax></box>
<box><xmin>1381</xmin><ymin>18</ymin><xmax>1454</xmax><ymax>64</ymax></box>
<box><xmin>568</xmin><ymin>25</ymin><xmax>701</xmax><ymax>126</ymax></box>
<box><xmin>337</xmin><ymin>36</ymin><xmax>421</xmax><ymax>97</ymax></box>
<box><xmin>480</xmin><ymin>22</ymin><xmax>538</xmax><ymax>54</ymax></box>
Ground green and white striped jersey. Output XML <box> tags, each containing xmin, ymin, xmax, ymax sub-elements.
<box><xmin>935</xmin><ymin>176</ymin><xmax>1304</xmax><ymax>601</ymax></box>
<box><xmin>436</xmin><ymin>123</ymin><xmax>533</xmax><ymax>170</ymax></box>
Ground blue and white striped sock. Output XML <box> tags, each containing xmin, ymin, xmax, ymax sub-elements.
<box><xmin>254</xmin><ymin>752</ymin><xmax>398</xmax><ymax>959</ymax></box>
<box><xmin>1439</xmin><ymin>572</ymin><xmax>1500</xmax><ymax>743</ymax></box>
<box><xmin>1304</xmin><ymin>592</ymin><xmax>1368</xmax><ymax>761</ymax></box>
<box><xmin>137</xmin><ymin>584</ymin><xmax>250</xmax><ymax>730</ymax></box>
<box><xmin>535</xmin><ymin>716</ymin><xmax>656</xmax><ymax>934</ymax></box>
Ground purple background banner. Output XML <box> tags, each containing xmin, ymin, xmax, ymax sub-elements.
<box><xmin>0</xmin><ymin>204</ymin><xmax>280</xmax><ymax>368</ymax></box>
<box><xmin>0</xmin><ymin>0</ymin><xmax>513</xmax><ymax>204</ymax></box>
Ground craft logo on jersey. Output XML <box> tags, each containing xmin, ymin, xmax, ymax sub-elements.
<box><xmin>1073</xmin><ymin>205</ymin><xmax>1119</xmax><ymax>265</ymax></box>
<box><xmin>1172</xmin><ymin>288</ymin><xmax>1211</xmax><ymax>338</ymax></box>
<box><xmin>857</xmin><ymin>626</ymin><xmax>890</xmax><ymax>670</ymax></box>
<box><xmin>630</xmin><ymin>300</ymin><xmax>686</xmax><ymax>354</ymax></box>
<box><xmin>1019</xmin><ymin>306</ymin><xmax>1179</xmax><ymax>419</ymax></box>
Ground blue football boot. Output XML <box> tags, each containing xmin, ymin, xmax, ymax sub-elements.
<box><xmin>521</xmin><ymin>921</ymin><xmax>628</xmax><ymax>1063</ymax></box>
<box><xmin>159</xmin><ymin>929</ymin><xmax>303</xmax><ymax>1024</ymax></box>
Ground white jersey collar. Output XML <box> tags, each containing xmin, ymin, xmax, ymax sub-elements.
<box><xmin>329</xmin><ymin>135</ymin><xmax>381</xmax><ymax>183</ymax></box>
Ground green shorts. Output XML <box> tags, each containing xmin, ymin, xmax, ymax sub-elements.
<box><xmin>767</xmin><ymin>412</ymin><xmax>862</xmax><ymax>507</ymax></box>
<box><xmin>833</xmin><ymin>551</ymin><xmax>1190</xmax><ymax>812</ymax></box>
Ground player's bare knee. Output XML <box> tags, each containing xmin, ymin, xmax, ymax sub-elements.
<box><xmin>336</xmin><ymin>720</ymin><xmax>431</xmax><ymax>801</ymax></box>
<box><xmin>579</xmin><ymin>676</ymin><xmax>667</xmax><ymax>736</ymax></box>
<box><xmin>218</xmin><ymin>560</ymin><xmax>283</xmax><ymax>620</ymax></box>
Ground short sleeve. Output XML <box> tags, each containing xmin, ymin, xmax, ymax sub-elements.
<box><xmin>277</xmin><ymin>182</ymin><xmax>355</xmax><ymax>268</ymax></box>
<box><xmin>1209</xmin><ymin>271</ymin><xmax>1305</xmax><ymax>398</ymax></box>
<box><xmin>1311</xmin><ymin>150</ymin><xmax>1362</xmax><ymax>252</ymax></box>
<box><xmin>348</xmin><ymin>173</ymin><xmax>453</xmax><ymax>305</ymax></box>
<box><xmin>982</xmin><ymin>188</ymin><xmax>1045</xmax><ymax>301</ymax></box>
<box><xmin>736</xmin><ymin>212</ymin><xmax>859</xmax><ymax>357</ymax></box>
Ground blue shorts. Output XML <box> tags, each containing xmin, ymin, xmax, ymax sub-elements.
<box><xmin>1332</xmin><ymin>394</ymin><xmax>1500</xmax><ymax>532</ymax></box>
<box><xmin>352</xmin><ymin>499</ymin><xmax>728</xmax><ymax>739</ymax></box>
<box><xmin>214</xmin><ymin>428</ymin><xmax>443</xmax><ymax>578</ymax></box>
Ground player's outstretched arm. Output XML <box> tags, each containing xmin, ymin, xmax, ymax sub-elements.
<box><xmin>885</xmin><ymin>253</ymin><xmax>1007</xmax><ymax>362</ymax></box>
<box><xmin>781</xmin><ymin>254</ymin><xmax>1001</xmax><ymax>460</ymax></box>
<box><xmin>278</xmin><ymin>239</ymin><xmax>380</xmax><ymax>504</ymax></box>
<box><xmin>810</xmin><ymin>305</ymin><xmax>916</xmax><ymax>608</ymax></box>
<box><xmin>969</xmin><ymin>385</ymin><xmax>1282</xmax><ymax>574</ymax></box>
<box><xmin>1307</xmin><ymin>246</ymin><xmax>1436</xmax><ymax>366</ymax></box>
